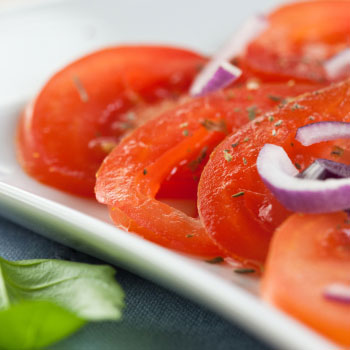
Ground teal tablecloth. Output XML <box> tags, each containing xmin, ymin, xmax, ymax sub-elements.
<box><xmin>0</xmin><ymin>216</ymin><xmax>274</xmax><ymax>350</ymax></box>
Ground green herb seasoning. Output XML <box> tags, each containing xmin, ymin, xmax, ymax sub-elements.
<box><xmin>331</xmin><ymin>146</ymin><xmax>344</xmax><ymax>157</ymax></box>
<box><xmin>186</xmin><ymin>234</ymin><xmax>194</xmax><ymax>238</ymax></box>
<box><xmin>243</xmin><ymin>157</ymin><xmax>247</xmax><ymax>165</ymax></box>
<box><xmin>234</xmin><ymin>268</ymin><xmax>256</xmax><ymax>274</ymax></box>
<box><xmin>232</xmin><ymin>191</ymin><xmax>245</xmax><ymax>198</ymax></box>
<box><xmin>201</xmin><ymin>119</ymin><xmax>227</xmax><ymax>133</ymax></box>
<box><xmin>272</xmin><ymin>129</ymin><xmax>277</xmax><ymax>136</ymax></box>
<box><xmin>294</xmin><ymin>163</ymin><xmax>301</xmax><ymax>170</ymax></box>
<box><xmin>243</xmin><ymin>137</ymin><xmax>249</xmax><ymax>142</ymax></box>
<box><xmin>231</xmin><ymin>142</ymin><xmax>239</xmax><ymax>148</ymax></box>
<box><xmin>205</xmin><ymin>256</ymin><xmax>224</xmax><ymax>264</ymax></box>
<box><xmin>268</xmin><ymin>115</ymin><xmax>275</xmax><ymax>122</ymax></box>
<box><xmin>291</xmin><ymin>103</ymin><xmax>304</xmax><ymax>111</ymax></box>
<box><xmin>188</xmin><ymin>146</ymin><xmax>208</xmax><ymax>172</ymax></box>
<box><xmin>247</xmin><ymin>106</ymin><xmax>257</xmax><ymax>121</ymax></box>
<box><xmin>224</xmin><ymin>149</ymin><xmax>233</xmax><ymax>162</ymax></box>
<box><xmin>226</xmin><ymin>91</ymin><xmax>235</xmax><ymax>100</ymax></box>
<box><xmin>268</xmin><ymin>95</ymin><xmax>283</xmax><ymax>103</ymax></box>
<box><xmin>274</xmin><ymin>120</ymin><xmax>283</xmax><ymax>127</ymax></box>
<box><xmin>183</xmin><ymin>129</ymin><xmax>189</xmax><ymax>137</ymax></box>
<box><xmin>143</xmin><ymin>169</ymin><xmax>148</xmax><ymax>175</ymax></box>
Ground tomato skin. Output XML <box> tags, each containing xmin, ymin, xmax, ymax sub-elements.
<box><xmin>243</xmin><ymin>1</ymin><xmax>350</xmax><ymax>83</ymax></box>
<box><xmin>198</xmin><ymin>80</ymin><xmax>350</xmax><ymax>263</ymax></box>
<box><xmin>95</xmin><ymin>83</ymin><xmax>320</xmax><ymax>255</ymax></box>
<box><xmin>262</xmin><ymin>212</ymin><xmax>350</xmax><ymax>346</ymax></box>
<box><xmin>16</xmin><ymin>46</ymin><xmax>205</xmax><ymax>197</ymax></box>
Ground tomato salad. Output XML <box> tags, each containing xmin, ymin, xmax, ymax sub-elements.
<box><xmin>16</xmin><ymin>1</ymin><xmax>350</xmax><ymax>346</ymax></box>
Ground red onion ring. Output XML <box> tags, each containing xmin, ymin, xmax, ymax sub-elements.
<box><xmin>324</xmin><ymin>48</ymin><xmax>350</xmax><ymax>80</ymax></box>
<box><xmin>323</xmin><ymin>283</ymin><xmax>350</xmax><ymax>304</ymax></box>
<box><xmin>296</xmin><ymin>121</ymin><xmax>350</xmax><ymax>146</ymax></box>
<box><xmin>190</xmin><ymin>14</ymin><xmax>267</xmax><ymax>96</ymax></box>
<box><xmin>257</xmin><ymin>143</ymin><xmax>350</xmax><ymax>213</ymax></box>
<box><xmin>192</xmin><ymin>62</ymin><xmax>241</xmax><ymax>97</ymax></box>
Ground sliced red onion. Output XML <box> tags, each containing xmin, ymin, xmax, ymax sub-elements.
<box><xmin>192</xmin><ymin>62</ymin><xmax>242</xmax><ymax>97</ymax></box>
<box><xmin>190</xmin><ymin>14</ymin><xmax>268</xmax><ymax>96</ymax></box>
<box><xmin>323</xmin><ymin>283</ymin><xmax>350</xmax><ymax>304</ymax></box>
<box><xmin>257</xmin><ymin>144</ymin><xmax>350</xmax><ymax>213</ymax></box>
<box><xmin>324</xmin><ymin>48</ymin><xmax>350</xmax><ymax>80</ymax></box>
<box><xmin>297</xmin><ymin>158</ymin><xmax>350</xmax><ymax>180</ymax></box>
<box><xmin>296</xmin><ymin>121</ymin><xmax>350</xmax><ymax>146</ymax></box>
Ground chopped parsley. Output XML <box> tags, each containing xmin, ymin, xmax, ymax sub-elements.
<box><xmin>331</xmin><ymin>146</ymin><xmax>344</xmax><ymax>157</ymax></box>
<box><xmin>188</xmin><ymin>146</ymin><xmax>208</xmax><ymax>172</ymax></box>
<box><xmin>234</xmin><ymin>268</ymin><xmax>256</xmax><ymax>274</ymax></box>
<box><xmin>274</xmin><ymin>120</ymin><xmax>283</xmax><ymax>127</ymax></box>
<box><xmin>201</xmin><ymin>119</ymin><xmax>227</xmax><ymax>133</ymax></box>
<box><xmin>247</xmin><ymin>105</ymin><xmax>257</xmax><ymax>121</ymax></box>
<box><xmin>232</xmin><ymin>191</ymin><xmax>245</xmax><ymax>198</ymax></box>
<box><xmin>223</xmin><ymin>149</ymin><xmax>233</xmax><ymax>162</ymax></box>
<box><xmin>205</xmin><ymin>256</ymin><xmax>224</xmax><ymax>264</ymax></box>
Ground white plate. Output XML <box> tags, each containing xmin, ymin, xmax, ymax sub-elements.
<box><xmin>0</xmin><ymin>1</ymin><xmax>338</xmax><ymax>349</ymax></box>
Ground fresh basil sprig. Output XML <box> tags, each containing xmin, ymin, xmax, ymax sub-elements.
<box><xmin>0</xmin><ymin>257</ymin><xmax>124</xmax><ymax>349</ymax></box>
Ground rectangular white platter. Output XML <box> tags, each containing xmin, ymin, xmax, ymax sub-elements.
<box><xmin>0</xmin><ymin>1</ymin><xmax>338</xmax><ymax>349</ymax></box>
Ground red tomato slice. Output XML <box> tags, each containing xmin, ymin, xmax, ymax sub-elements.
<box><xmin>157</xmin><ymin>83</ymin><xmax>321</xmax><ymax>199</ymax></box>
<box><xmin>198</xmin><ymin>80</ymin><xmax>350</xmax><ymax>263</ymax></box>
<box><xmin>243</xmin><ymin>1</ymin><xmax>350</xmax><ymax>83</ymax></box>
<box><xmin>262</xmin><ymin>212</ymin><xmax>350</xmax><ymax>346</ymax></box>
<box><xmin>16</xmin><ymin>46</ymin><xmax>205</xmax><ymax>197</ymax></box>
<box><xmin>95</xmin><ymin>83</ymin><xmax>319</xmax><ymax>255</ymax></box>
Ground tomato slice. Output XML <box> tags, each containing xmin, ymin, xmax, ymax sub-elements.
<box><xmin>157</xmin><ymin>82</ymin><xmax>321</xmax><ymax>199</ymax></box>
<box><xmin>262</xmin><ymin>212</ymin><xmax>350</xmax><ymax>346</ymax></box>
<box><xmin>243</xmin><ymin>1</ymin><xmax>350</xmax><ymax>83</ymax></box>
<box><xmin>16</xmin><ymin>46</ymin><xmax>205</xmax><ymax>197</ymax></box>
<box><xmin>198</xmin><ymin>80</ymin><xmax>350</xmax><ymax>263</ymax></box>
<box><xmin>95</xmin><ymin>83</ymin><xmax>319</xmax><ymax>255</ymax></box>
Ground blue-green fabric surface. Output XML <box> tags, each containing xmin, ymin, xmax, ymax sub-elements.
<box><xmin>0</xmin><ymin>216</ymin><xmax>274</xmax><ymax>350</ymax></box>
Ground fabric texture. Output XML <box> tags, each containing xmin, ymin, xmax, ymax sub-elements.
<box><xmin>0</xmin><ymin>216</ymin><xmax>273</xmax><ymax>350</ymax></box>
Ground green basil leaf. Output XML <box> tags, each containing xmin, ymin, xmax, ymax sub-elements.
<box><xmin>0</xmin><ymin>257</ymin><xmax>125</xmax><ymax>320</ymax></box>
<box><xmin>0</xmin><ymin>300</ymin><xmax>85</xmax><ymax>350</ymax></box>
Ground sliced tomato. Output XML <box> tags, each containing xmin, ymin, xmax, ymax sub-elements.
<box><xmin>95</xmin><ymin>83</ymin><xmax>319</xmax><ymax>255</ymax></box>
<box><xmin>16</xmin><ymin>46</ymin><xmax>205</xmax><ymax>197</ymax></box>
<box><xmin>262</xmin><ymin>212</ymin><xmax>350</xmax><ymax>346</ymax></box>
<box><xmin>157</xmin><ymin>82</ymin><xmax>321</xmax><ymax>199</ymax></box>
<box><xmin>243</xmin><ymin>1</ymin><xmax>350</xmax><ymax>83</ymax></box>
<box><xmin>198</xmin><ymin>80</ymin><xmax>350</xmax><ymax>263</ymax></box>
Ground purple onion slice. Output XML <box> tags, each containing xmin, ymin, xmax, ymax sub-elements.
<box><xmin>190</xmin><ymin>14</ymin><xmax>267</xmax><ymax>96</ymax></box>
<box><xmin>323</xmin><ymin>48</ymin><xmax>350</xmax><ymax>80</ymax></box>
<box><xmin>257</xmin><ymin>144</ymin><xmax>350</xmax><ymax>213</ymax></box>
<box><xmin>297</xmin><ymin>158</ymin><xmax>350</xmax><ymax>180</ymax></box>
<box><xmin>296</xmin><ymin>121</ymin><xmax>350</xmax><ymax>146</ymax></box>
<box><xmin>191</xmin><ymin>61</ymin><xmax>242</xmax><ymax>97</ymax></box>
<box><xmin>323</xmin><ymin>283</ymin><xmax>350</xmax><ymax>304</ymax></box>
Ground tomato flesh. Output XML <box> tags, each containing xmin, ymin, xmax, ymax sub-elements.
<box><xmin>198</xmin><ymin>80</ymin><xmax>350</xmax><ymax>262</ymax></box>
<box><xmin>16</xmin><ymin>46</ymin><xmax>205</xmax><ymax>197</ymax></box>
<box><xmin>262</xmin><ymin>212</ymin><xmax>350</xmax><ymax>346</ymax></box>
<box><xmin>95</xmin><ymin>83</ymin><xmax>319</xmax><ymax>255</ymax></box>
<box><xmin>244</xmin><ymin>1</ymin><xmax>350</xmax><ymax>83</ymax></box>
<box><xmin>157</xmin><ymin>83</ymin><xmax>321</xmax><ymax>199</ymax></box>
